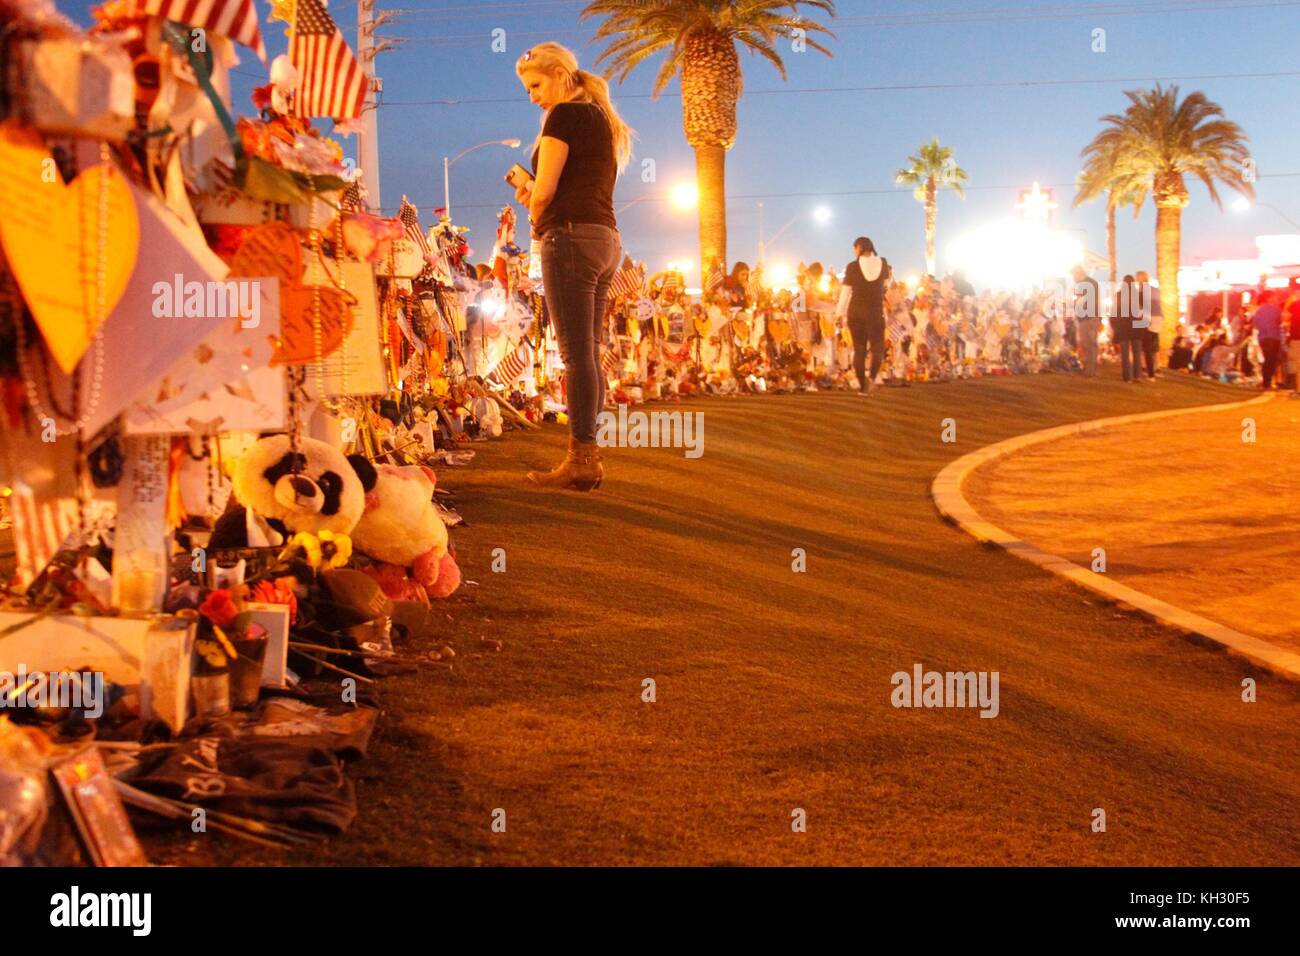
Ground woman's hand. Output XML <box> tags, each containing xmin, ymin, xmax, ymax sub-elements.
<box><xmin>514</xmin><ymin>180</ymin><xmax>533</xmax><ymax>205</ymax></box>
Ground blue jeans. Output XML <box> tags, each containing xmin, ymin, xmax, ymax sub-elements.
<box><xmin>540</xmin><ymin>222</ymin><xmax>622</xmax><ymax>443</ymax></box>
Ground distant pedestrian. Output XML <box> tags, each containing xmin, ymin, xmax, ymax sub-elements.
<box><xmin>1252</xmin><ymin>290</ymin><xmax>1284</xmax><ymax>389</ymax></box>
<box><xmin>1113</xmin><ymin>275</ymin><xmax>1144</xmax><ymax>383</ymax></box>
<box><xmin>1072</xmin><ymin>265</ymin><xmax>1101</xmax><ymax>376</ymax></box>
<box><xmin>1135</xmin><ymin>270</ymin><xmax>1161</xmax><ymax>378</ymax></box>
<box><xmin>835</xmin><ymin>236</ymin><xmax>890</xmax><ymax>395</ymax></box>
<box><xmin>1285</xmin><ymin>292</ymin><xmax>1300</xmax><ymax>397</ymax></box>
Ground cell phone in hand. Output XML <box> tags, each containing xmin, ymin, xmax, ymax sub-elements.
<box><xmin>505</xmin><ymin>164</ymin><xmax>533</xmax><ymax>189</ymax></box>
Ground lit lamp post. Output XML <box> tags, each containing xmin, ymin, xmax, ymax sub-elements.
<box><xmin>616</xmin><ymin>181</ymin><xmax>698</xmax><ymax>216</ymax></box>
<box><xmin>443</xmin><ymin>139</ymin><xmax>521</xmax><ymax>219</ymax></box>
<box><xmin>758</xmin><ymin>205</ymin><xmax>833</xmax><ymax>265</ymax></box>
<box><xmin>1232</xmin><ymin>196</ymin><xmax>1300</xmax><ymax>231</ymax></box>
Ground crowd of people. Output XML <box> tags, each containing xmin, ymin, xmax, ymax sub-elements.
<box><xmin>588</xmin><ymin>248</ymin><xmax>1300</xmax><ymax>401</ymax></box>
<box><xmin>1167</xmin><ymin>288</ymin><xmax>1300</xmax><ymax>393</ymax></box>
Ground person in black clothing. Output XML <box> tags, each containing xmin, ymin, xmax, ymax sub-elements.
<box><xmin>514</xmin><ymin>42</ymin><xmax>634</xmax><ymax>491</ymax></box>
<box><xmin>833</xmin><ymin>237</ymin><xmax>890</xmax><ymax>395</ymax></box>
<box><xmin>1112</xmin><ymin>274</ymin><xmax>1143</xmax><ymax>382</ymax></box>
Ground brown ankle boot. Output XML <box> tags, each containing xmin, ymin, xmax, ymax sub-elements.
<box><xmin>527</xmin><ymin>437</ymin><xmax>604</xmax><ymax>491</ymax></box>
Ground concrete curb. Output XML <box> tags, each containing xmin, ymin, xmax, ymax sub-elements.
<box><xmin>930</xmin><ymin>392</ymin><xmax>1300</xmax><ymax>680</ymax></box>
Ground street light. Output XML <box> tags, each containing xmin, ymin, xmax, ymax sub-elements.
<box><xmin>616</xmin><ymin>181</ymin><xmax>698</xmax><ymax>215</ymax></box>
<box><xmin>443</xmin><ymin>138</ymin><xmax>521</xmax><ymax>219</ymax></box>
<box><xmin>759</xmin><ymin>205</ymin><xmax>833</xmax><ymax>264</ymax></box>
<box><xmin>1232</xmin><ymin>196</ymin><xmax>1300</xmax><ymax>231</ymax></box>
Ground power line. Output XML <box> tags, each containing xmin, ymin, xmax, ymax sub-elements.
<box><xmin>377</xmin><ymin>171</ymin><xmax>1300</xmax><ymax>213</ymax></box>
<box><xmin>389</xmin><ymin>0</ymin><xmax>1300</xmax><ymax>43</ymax></box>
<box><xmin>372</xmin><ymin>69</ymin><xmax>1300</xmax><ymax>107</ymax></box>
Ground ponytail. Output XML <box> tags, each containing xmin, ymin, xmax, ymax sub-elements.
<box><xmin>572</xmin><ymin>69</ymin><xmax>634</xmax><ymax>173</ymax></box>
<box><xmin>517</xmin><ymin>41</ymin><xmax>635</xmax><ymax>174</ymax></box>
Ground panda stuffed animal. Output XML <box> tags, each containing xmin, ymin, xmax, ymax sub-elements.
<box><xmin>210</xmin><ymin>435</ymin><xmax>377</xmax><ymax>550</ymax></box>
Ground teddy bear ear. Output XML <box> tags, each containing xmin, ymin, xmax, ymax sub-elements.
<box><xmin>347</xmin><ymin>454</ymin><xmax>378</xmax><ymax>492</ymax></box>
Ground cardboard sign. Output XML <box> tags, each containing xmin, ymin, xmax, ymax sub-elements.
<box><xmin>50</xmin><ymin>747</ymin><xmax>147</xmax><ymax>867</ymax></box>
<box><xmin>228</xmin><ymin>221</ymin><xmax>352</xmax><ymax>365</ymax></box>
<box><xmin>374</xmin><ymin>237</ymin><xmax>426</xmax><ymax>279</ymax></box>
<box><xmin>303</xmin><ymin>260</ymin><xmax>387</xmax><ymax>398</ymax></box>
<box><xmin>124</xmin><ymin>277</ymin><xmax>285</xmax><ymax>434</ymax></box>
<box><xmin>0</xmin><ymin>121</ymin><xmax>140</xmax><ymax>374</ymax></box>
<box><xmin>110</xmin><ymin>436</ymin><xmax>171</xmax><ymax>614</ymax></box>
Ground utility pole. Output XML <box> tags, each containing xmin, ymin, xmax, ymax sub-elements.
<box><xmin>356</xmin><ymin>3</ymin><xmax>408</xmax><ymax>211</ymax></box>
<box><xmin>356</xmin><ymin>0</ymin><xmax>381</xmax><ymax>210</ymax></box>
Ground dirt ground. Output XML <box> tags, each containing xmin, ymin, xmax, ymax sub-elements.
<box><xmin>965</xmin><ymin>391</ymin><xmax>1299</xmax><ymax>651</ymax></box>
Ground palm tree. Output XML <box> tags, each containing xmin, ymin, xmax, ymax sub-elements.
<box><xmin>581</xmin><ymin>0</ymin><xmax>836</xmax><ymax>271</ymax></box>
<box><xmin>1080</xmin><ymin>85</ymin><xmax>1253</xmax><ymax>349</ymax></box>
<box><xmin>1074</xmin><ymin>150</ymin><xmax>1148</xmax><ymax>285</ymax></box>
<box><xmin>895</xmin><ymin>138</ymin><xmax>968</xmax><ymax>276</ymax></box>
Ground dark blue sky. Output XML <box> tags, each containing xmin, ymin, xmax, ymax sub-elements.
<box><xmin>68</xmin><ymin>0</ymin><xmax>1300</xmax><ymax>277</ymax></box>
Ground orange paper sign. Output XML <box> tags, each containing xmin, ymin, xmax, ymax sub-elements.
<box><xmin>228</xmin><ymin>221</ymin><xmax>352</xmax><ymax>365</ymax></box>
<box><xmin>0</xmin><ymin>121</ymin><xmax>139</xmax><ymax>373</ymax></box>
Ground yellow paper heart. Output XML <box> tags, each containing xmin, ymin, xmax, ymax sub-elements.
<box><xmin>0</xmin><ymin>121</ymin><xmax>139</xmax><ymax>374</ymax></box>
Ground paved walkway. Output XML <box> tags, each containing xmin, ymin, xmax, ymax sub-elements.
<box><xmin>964</xmin><ymin>392</ymin><xmax>1299</xmax><ymax>654</ymax></box>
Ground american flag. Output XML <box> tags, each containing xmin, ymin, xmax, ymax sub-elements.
<box><xmin>925</xmin><ymin>323</ymin><xmax>946</xmax><ymax>354</ymax></box>
<box><xmin>399</xmin><ymin>195</ymin><xmax>431</xmax><ymax>256</ymax></box>
<box><xmin>290</xmin><ymin>0</ymin><xmax>367</xmax><ymax>121</ymax></box>
<box><xmin>607</xmin><ymin>254</ymin><xmax>644</xmax><ymax>302</ymax></box>
<box><xmin>489</xmin><ymin>345</ymin><xmax>529</xmax><ymax>386</ymax></box>
<box><xmin>600</xmin><ymin>346</ymin><xmax>621</xmax><ymax>378</ymax></box>
<box><xmin>140</xmin><ymin>0</ymin><xmax>267</xmax><ymax>63</ymax></box>
<box><xmin>704</xmin><ymin>261</ymin><xmax>724</xmax><ymax>296</ymax></box>
<box><xmin>340</xmin><ymin>179</ymin><xmax>365</xmax><ymax>212</ymax></box>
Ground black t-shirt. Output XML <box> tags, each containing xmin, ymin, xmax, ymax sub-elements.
<box><xmin>531</xmin><ymin>101</ymin><xmax>617</xmax><ymax>235</ymax></box>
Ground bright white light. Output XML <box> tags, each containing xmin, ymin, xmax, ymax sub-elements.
<box><xmin>1265</xmin><ymin>276</ymin><xmax>1291</xmax><ymax>288</ymax></box>
<box><xmin>666</xmin><ymin>259</ymin><xmax>692</xmax><ymax>276</ymax></box>
<box><xmin>767</xmin><ymin>262</ymin><xmax>793</xmax><ymax>287</ymax></box>
<box><xmin>904</xmin><ymin>274</ymin><xmax>920</xmax><ymax>289</ymax></box>
<box><xmin>947</xmin><ymin>219</ymin><xmax>1085</xmax><ymax>291</ymax></box>
<box><xmin>670</xmin><ymin>182</ymin><xmax>699</xmax><ymax>211</ymax></box>
<box><xmin>813</xmin><ymin>206</ymin><xmax>833</xmax><ymax>224</ymax></box>
<box><xmin>1232</xmin><ymin>197</ymin><xmax>1252</xmax><ymax>213</ymax></box>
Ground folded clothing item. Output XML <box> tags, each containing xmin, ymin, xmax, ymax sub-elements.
<box><xmin>130</xmin><ymin>735</ymin><xmax>358</xmax><ymax>833</ymax></box>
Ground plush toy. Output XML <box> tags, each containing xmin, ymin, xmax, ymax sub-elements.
<box><xmin>351</xmin><ymin>464</ymin><xmax>461</xmax><ymax>603</ymax></box>
<box><xmin>210</xmin><ymin>435</ymin><xmax>376</xmax><ymax>549</ymax></box>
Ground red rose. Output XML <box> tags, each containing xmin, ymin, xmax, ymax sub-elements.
<box><xmin>199</xmin><ymin>589</ymin><xmax>240</xmax><ymax>629</ymax></box>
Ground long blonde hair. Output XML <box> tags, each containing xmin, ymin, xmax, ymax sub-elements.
<box><xmin>516</xmin><ymin>42</ymin><xmax>634</xmax><ymax>173</ymax></box>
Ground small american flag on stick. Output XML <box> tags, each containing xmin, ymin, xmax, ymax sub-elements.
<box><xmin>607</xmin><ymin>254</ymin><xmax>644</xmax><ymax>302</ymax></box>
<box><xmin>340</xmin><ymin>179</ymin><xmax>365</xmax><ymax>212</ymax></box>
<box><xmin>290</xmin><ymin>0</ymin><xmax>366</xmax><ymax>121</ymax></box>
<box><xmin>704</xmin><ymin>261</ymin><xmax>725</xmax><ymax>296</ymax></box>
<box><xmin>600</xmin><ymin>346</ymin><xmax>621</xmax><ymax>379</ymax></box>
<box><xmin>399</xmin><ymin>196</ymin><xmax>431</xmax><ymax>256</ymax></box>
<box><xmin>489</xmin><ymin>345</ymin><xmax>529</xmax><ymax>386</ymax></box>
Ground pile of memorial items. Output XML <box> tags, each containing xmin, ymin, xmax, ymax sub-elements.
<box><xmin>0</xmin><ymin>0</ymin><xmax>534</xmax><ymax>864</ymax></box>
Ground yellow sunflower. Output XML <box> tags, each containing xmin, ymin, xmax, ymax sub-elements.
<box><xmin>318</xmin><ymin>530</ymin><xmax>353</xmax><ymax>569</ymax></box>
<box><xmin>287</xmin><ymin>532</ymin><xmax>322</xmax><ymax>568</ymax></box>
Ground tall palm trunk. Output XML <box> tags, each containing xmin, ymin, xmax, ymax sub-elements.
<box><xmin>924</xmin><ymin>179</ymin><xmax>937</xmax><ymax>275</ymax></box>
<box><xmin>1155</xmin><ymin>191</ymin><xmax>1186</xmax><ymax>352</ymax></box>
<box><xmin>693</xmin><ymin>144</ymin><xmax>727</xmax><ymax>277</ymax></box>
<box><xmin>1105</xmin><ymin>203</ymin><xmax>1117</xmax><ymax>285</ymax></box>
<box><xmin>681</xmin><ymin>31</ymin><xmax>740</xmax><ymax>272</ymax></box>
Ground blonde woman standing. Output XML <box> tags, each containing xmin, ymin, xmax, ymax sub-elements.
<box><xmin>514</xmin><ymin>43</ymin><xmax>634</xmax><ymax>491</ymax></box>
